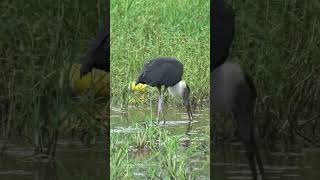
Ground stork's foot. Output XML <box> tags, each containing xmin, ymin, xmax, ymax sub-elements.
<box><xmin>156</xmin><ymin>117</ymin><xmax>160</xmax><ymax>124</ymax></box>
<box><xmin>156</xmin><ymin>117</ymin><xmax>166</xmax><ymax>125</ymax></box>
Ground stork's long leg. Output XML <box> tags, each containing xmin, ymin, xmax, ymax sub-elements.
<box><xmin>243</xmin><ymin>139</ymin><xmax>258</xmax><ymax>180</ymax></box>
<box><xmin>230</xmin><ymin>71</ymin><xmax>265</xmax><ymax>180</ymax></box>
<box><xmin>235</xmin><ymin>113</ymin><xmax>258</xmax><ymax>180</ymax></box>
<box><xmin>186</xmin><ymin>105</ymin><xmax>193</xmax><ymax>122</ymax></box>
<box><xmin>157</xmin><ymin>86</ymin><xmax>163</xmax><ymax>124</ymax></box>
<box><xmin>162</xmin><ymin>87</ymin><xmax>168</xmax><ymax>124</ymax></box>
<box><xmin>253</xmin><ymin>137</ymin><xmax>265</xmax><ymax>177</ymax></box>
<box><xmin>234</xmin><ymin>110</ymin><xmax>265</xmax><ymax>180</ymax></box>
<box><xmin>186</xmin><ymin>120</ymin><xmax>193</xmax><ymax>135</ymax></box>
<box><xmin>246</xmin><ymin>131</ymin><xmax>265</xmax><ymax>180</ymax></box>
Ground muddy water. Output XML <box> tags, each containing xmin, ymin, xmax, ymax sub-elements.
<box><xmin>111</xmin><ymin>106</ymin><xmax>210</xmax><ymax>178</ymax></box>
<box><xmin>212</xmin><ymin>143</ymin><xmax>320</xmax><ymax>180</ymax></box>
<box><xmin>0</xmin><ymin>139</ymin><xmax>106</xmax><ymax>180</ymax></box>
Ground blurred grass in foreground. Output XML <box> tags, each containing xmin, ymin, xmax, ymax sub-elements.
<box><xmin>0</xmin><ymin>0</ymin><xmax>108</xmax><ymax>154</ymax></box>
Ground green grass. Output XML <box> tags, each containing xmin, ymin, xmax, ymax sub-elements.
<box><xmin>110</xmin><ymin>119</ymin><xmax>210</xmax><ymax>179</ymax></box>
<box><xmin>110</xmin><ymin>0</ymin><xmax>210</xmax><ymax>107</ymax></box>
<box><xmin>110</xmin><ymin>1</ymin><xmax>210</xmax><ymax>177</ymax></box>
<box><xmin>0</xmin><ymin>0</ymin><xmax>107</xmax><ymax>154</ymax></box>
<box><xmin>214</xmin><ymin>0</ymin><xmax>320</xmax><ymax>145</ymax></box>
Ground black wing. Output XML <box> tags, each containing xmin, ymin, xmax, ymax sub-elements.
<box><xmin>211</xmin><ymin>0</ymin><xmax>235</xmax><ymax>71</ymax></box>
<box><xmin>80</xmin><ymin>13</ymin><xmax>110</xmax><ymax>77</ymax></box>
<box><xmin>137</xmin><ymin>57</ymin><xmax>184</xmax><ymax>87</ymax></box>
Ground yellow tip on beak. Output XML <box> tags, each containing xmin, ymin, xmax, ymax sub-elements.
<box><xmin>131</xmin><ymin>81</ymin><xmax>147</xmax><ymax>93</ymax></box>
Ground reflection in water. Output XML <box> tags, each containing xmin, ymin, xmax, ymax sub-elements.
<box><xmin>212</xmin><ymin>144</ymin><xmax>320</xmax><ymax>180</ymax></box>
<box><xmin>111</xmin><ymin>107</ymin><xmax>209</xmax><ymax>136</ymax></box>
<box><xmin>0</xmin><ymin>139</ymin><xmax>106</xmax><ymax>180</ymax></box>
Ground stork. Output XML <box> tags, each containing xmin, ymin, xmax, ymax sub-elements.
<box><xmin>212</xmin><ymin>0</ymin><xmax>265</xmax><ymax>179</ymax></box>
<box><xmin>135</xmin><ymin>57</ymin><xmax>193</xmax><ymax>124</ymax></box>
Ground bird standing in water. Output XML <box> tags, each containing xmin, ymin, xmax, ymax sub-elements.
<box><xmin>135</xmin><ymin>57</ymin><xmax>193</xmax><ymax>124</ymax></box>
<box><xmin>212</xmin><ymin>0</ymin><xmax>265</xmax><ymax>179</ymax></box>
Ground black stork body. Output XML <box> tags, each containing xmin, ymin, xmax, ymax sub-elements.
<box><xmin>211</xmin><ymin>0</ymin><xmax>235</xmax><ymax>72</ymax></box>
<box><xmin>80</xmin><ymin>15</ymin><xmax>110</xmax><ymax>77</ymax></box>
<box><xmin>136</xmin><ymin>57</ymin><xmax>193</xmax><ymax>123</ymax></box>
<box><xmin>211</xmin><ymin>0</ymin><xmax>265</xmax><ymax>179</ymax></box>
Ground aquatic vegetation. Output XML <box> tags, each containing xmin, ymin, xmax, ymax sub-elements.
<box><xmin>110</xmin><ymin>118</ymin><xmax>209</xmax><ymax>179</ymax></box>
<box><xmin>110</xmin><ymin>133</ymin><xmax>134</xmax><ymax>179</ymax></box>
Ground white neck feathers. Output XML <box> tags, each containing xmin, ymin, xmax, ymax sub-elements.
<box><xmin>168</xmin><ymin>80</ymin><xmax>186</xmax><ymax>97</ymax></box>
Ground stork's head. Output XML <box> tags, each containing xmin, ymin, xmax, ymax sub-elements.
<box><xmin>168</xmin><ymin>81</ymin><xmax>193</xmax><ymax>121</ymax></box>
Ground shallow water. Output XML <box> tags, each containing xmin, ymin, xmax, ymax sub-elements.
<box><xmin>111</xmin><ymin>106</ymin><xmax>209</xmax><ymax>135</ymax></box>
<box><xmin>111</xmin><ymin>106</ymin><xmax>210</xmax><ymax>178</ymax></box>
<box><xmin>0</xmin><ymin>138</ymin><xmax>106</xmax><ymax>180</ymax></box>
<box><xmin>212</xmin><ymin>143</ymin><xmax>320</xmax><ymax>180</ymax></box>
